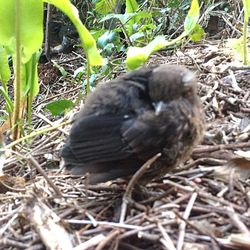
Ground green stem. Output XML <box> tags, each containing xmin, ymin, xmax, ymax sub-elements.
<box><xmin>13</xmin><ymin>0</ymin><xmax>22</xmax><ymax>141</ymax></box>
<box><xmin>4</xmin><ymin>121</ymin><xmax>70</xmax><ymax>150</ymax></box>
<box><xmin>86</xmin><ymin>56</ymin><xmax>91</xmax><ymax>95</ymax></box>
<box><xmin>243</xmin><ymin>14</ymin><xmax>248</xmax><ymax>65</ymax></box>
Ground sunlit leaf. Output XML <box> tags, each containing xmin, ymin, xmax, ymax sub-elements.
<box><xmin>189</xmin><ymin>23</ymin><xmax>205</xmax><ymax>42</ymax></box>
<box><xmin>0</xmin><ymin>0</ymin><xmax>43</xmax><ymax>63</ymax></box>
<box><xmin>22</xmin><ymin>50</ymin><xmax>41</xmax><ymax>98</ymax></box>
<box><xmin>126</xmin><ymin>0</ymin><xmax>138</xmax><ymax>13</ymax></box>
<box><xmin>183</xmin><ymin>0</ymin><xmax>199</xmax><ymax>36</ymax></box>
<box><xmin>0</xmin><ymin>46</ymin><xmax>11</xmax><ymax>86</ymax></box>
<box><xmin>96</xmin><ymin>0</ymin><xmax>117</xmax><ymax>14</ymax></box>
<box><xmin>243</xmin><ymin>0</ymin><xmax>250</xmax><ymax>17</ymax></box>
<box><xmin>126</xmin><ymin>36</ymin><xmax>166</xmax><ymax>70</ymax></box>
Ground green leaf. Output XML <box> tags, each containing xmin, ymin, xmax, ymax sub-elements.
<box><xmin>22</xmin><ymin>50</ymin><xmax>41</xmax><ymax>98</ymax></box>
<box><xmin>96</xmin><ymin>0</ymin><xmax>117</xmax><ymax>14</ymax></box>
<box><xmin>52</xmin><ymin>60</ymin><xmax>67</xmax><ymax>77</ymax></box>
<box><xmin>43</xmin><ymin>0</ymin><xmax>104</xmax><ymax>66</ymax></box>
<box><xmin>45</xmin><ymin>99</ymin><xmax>74</xmax><ymax>116</ymax></box>
<box><xmin>126</xmin><ymin>0</ymin><xmax>138</xmax><ymax>13</ymax></box>
<box><xmin>126</xmin><ymin>36</ymin><xmax>166</xmax><ymax>70</ymax></box>
<box><xmin>183</xmin><ymin>0</ymin><xmax>200</xmax><ymax>36</ymax></box>
<box><xmin>189</xmin><ymin>23</ymin><xmax>205</xmax><ymax>42</ymax></box>
<box><xmin>0</xmin><ymin>46</ymin><xmax>11</xmax><ymax>87</ymax></box>
<box><xmin>0</xmin><ymin>86</ymin><xmax>14</xmax><ymax>113</ymax></box>
<box><xmin>91</xmin><ymin>30</ymin><xmax>107</xmax><ymax>40</ymax></box>
<box><xmin>100</xmin><ymin>13</ymin><xmax>136</xmax><ymax>24</ymax></box>
<box><xmin>126</xmin><ymin>0</ymin><xmax>200</xmax><ymax>70</ymax></box>
<box><xmin>130</xmin><ymin>32</ymin><xmax>144</xmax><ymax>42</ymax></box>
<box><xmin>0</xmin><ymin>0</ymin><xmax>43</xmax><ymax>63</ymax></box>
<box><xmin>97</xmin><ymin>31</ymin><xmax>118</xmax><ymax>48</ymax></box>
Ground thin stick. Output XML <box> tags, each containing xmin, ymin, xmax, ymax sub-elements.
<box><xmin>177</xmin><ymin>192</ymin><xmax>197</xmax><ymax>250</ymax></box>
<box><xmin>27</xmin><ymin>155</ymin><xmax>62</xmax><ymax>197</ymax></box>
<box><xmin>119</xmin><ymin>153</ymin><xmax>161</xmax><ymax>224</ymax></box>
<box><xmin>3</xmin><ymin>121</ymin><xmax>70</xmax><ymax>149</ymax></box>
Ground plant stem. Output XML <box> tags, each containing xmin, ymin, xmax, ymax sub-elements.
<box><xmin>13</xmin><ymin>0</ymin><xmax>22</xmax><ymax>141</ymax></box>
<box><xmin>243</xmin><ymin>14</ymin><xmax>248</xmax><ymax>65</ymax></box>
<box><xmin>86</xmin><ymin>56</ymin><xmax>91</xmax><ymax>95</ymax></box>
<box><xmin>4</xmin><ymin>121</ymin><xmax>70</xmax><ymax>150</ymax></box>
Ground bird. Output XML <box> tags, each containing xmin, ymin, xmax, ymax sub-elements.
<box><xmin>61</xmin><ymin>64</ymin><xmax>204</xmax><ymax>184</ymax></box>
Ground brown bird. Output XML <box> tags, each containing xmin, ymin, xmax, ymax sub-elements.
<box><xmin>61</xmin><ymin>64</ymin><xmax>204</xmax><ymax>184</ymax></box>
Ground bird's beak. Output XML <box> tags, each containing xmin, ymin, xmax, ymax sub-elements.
<box><xmin>155</xmin><ymin>101</ymin><xmax>164</xmax><ymax>115</ymax></box>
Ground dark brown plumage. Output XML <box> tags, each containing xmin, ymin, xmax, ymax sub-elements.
<box><xmin>61</xmin><ymin>64</ymin><xmax>204</xmax><ymax>184</ymax></box>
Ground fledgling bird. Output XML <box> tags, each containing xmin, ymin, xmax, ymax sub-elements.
<box><xmin>61</xmin><ymin>64</ymin><xmax>204</xmax><ymax>184</ymax></box>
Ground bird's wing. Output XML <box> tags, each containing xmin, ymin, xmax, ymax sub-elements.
<box><xmin>121</xmin><ymin>111</ymin><xmax>179</xmax><ymax>160</ymax></box>
<box><xmin>62</xmin><ymin>111</ymin><xmax>180</xmax><ymax>165</ymax></box>
<box><xmin>62</xmin><ymin>114</ymin><xmax>134</xmax><ymax>164</ymax></box>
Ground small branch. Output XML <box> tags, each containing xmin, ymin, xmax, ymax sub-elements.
<box><xmin>25</xmin><ymin>197</ymin><xmax>73</xmax><ymax>250</ymax></box>
<box><xmin>177</xmin><ymin>192</ymin><xmax>197</xmax><ymax>250</ymax></box>
<box><xmin>73</xmin><ymin>234</ymin><xmax>106</xmax><ymax>250</ymax></box>
<box><xmin>119</xmin><ymin>153</ymin><xmax>161</xmax><ymax>224</ymax></box>
<box><xmin>27</xmin><ymin>155</ymin><xmax>62</xmax><ymax>197</ymax></box>
<box><xmin>193</xmin><ymin>142</ymin><xmax>250</xmax><ymax>155</ymax></box>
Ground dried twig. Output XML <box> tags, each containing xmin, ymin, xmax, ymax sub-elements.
<box><xmin>119</xmin><ymin>153</ymin><xmax>161</xmax><ymax>223</ymax></box>
<box><xmin>27</xmin><ymin>155</ymin><xmax>62</xmax><ymax>197</ymax></box>
<box><xmin>25</xmin><ymin>197</ymin><xmax>73</xmax><ymax>250</ymax></box>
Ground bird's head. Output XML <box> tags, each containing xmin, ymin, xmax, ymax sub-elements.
<box><xmin>148</xmin><ymin>64</ymin><xmax>197</xmax><ymax>104</ymax></box>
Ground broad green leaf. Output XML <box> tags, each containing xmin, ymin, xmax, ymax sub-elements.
<box><xmin>0</xmin><ymin>0</ymin><xmax>43</xmax><ymax>63</ymax></box>
<box><xmin>22</xmin><ymin>50</ymin><xmax>41</xmax><ymax>98</ymax></box>
<box><xmin>126</xmin><ymin>36</ymin><xmax>166</xmax><ymax>70</ymax></box>
<box><xmin>96</xmin><ymin>0</ymin><xmax>117</xmax><ymax>14</ymax></box>
<box><xmin>243</xmin><ymin>0</ymin><xmax>250</xmax><ymax>18</ymax></box>
<box><xmin>43</xmin><ymin>0</ymin><xmax>104</xmax><ymax>66</ymax></box>
<box><xmin>0</xmin><ymin>46</ymin><xmax>11</xmax><ymax>86</ymax></box>
<box><xmin>45</xmin><ymin>99</ymin><xmax>74</xmax><ymax>116</ymax></box>
<box><xmin>183</xmin><ymin>0</ymin><xmax>199</xmax><ymax>36</ymax></box>
<box><xmin>189</xmin><ymin>23</ymin><xmax>205</xmax><ymax>42</ymax></box>
<box><xmin>126</xmin><ymin>0</ymin><xmax>138</xmax><ymax>13</ymax></box>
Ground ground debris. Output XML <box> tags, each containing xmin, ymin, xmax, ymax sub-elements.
<box><xmin>0</xmin><ymin>39</ymin><xmax>250</xmax><ymax>249</ymax></box>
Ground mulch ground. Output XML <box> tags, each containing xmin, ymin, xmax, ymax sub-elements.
<box><xmin>0</xmin><ymin>39</ymin><xmax>250</xmax><ymax>250</ymax></box>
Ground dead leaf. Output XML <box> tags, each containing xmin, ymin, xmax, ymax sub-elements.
<box><xmin>0</xmin><ymin>174</ymin><xmax>25</xmax><ymax>193</ymax></box>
